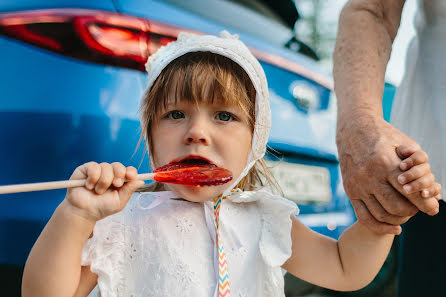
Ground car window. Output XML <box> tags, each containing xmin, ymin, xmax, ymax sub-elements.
<box><xmin>161</xmin><ymin>0</ymin><xmax>294</xmax><ymax>45</ymax></box>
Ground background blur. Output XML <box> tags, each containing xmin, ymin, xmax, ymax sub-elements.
<box><xmin>295</xmin><ymin>0</ymin><xmax>417</xmax><ymax>85</ymax></box>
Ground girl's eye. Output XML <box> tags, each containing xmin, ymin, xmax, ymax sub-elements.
<box><xmin>167</xmin><ymin>110</ymin><xmax>185</xmax><ymax>120</ymax></box>
<box><xmin>216</xmin><ymin>111</ymin><xmax>233</xmax><ymax>122</ymax></box>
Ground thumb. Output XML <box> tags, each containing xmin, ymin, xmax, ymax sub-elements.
<box><xmin>118</xmin><ymin>180</ymin><xmax>145</xmax><ymax>206</ymax></box>
<box><xmin>395</xmin><ymin>145</ymin><xmax>419</xmax><ymax>160</ymax></box>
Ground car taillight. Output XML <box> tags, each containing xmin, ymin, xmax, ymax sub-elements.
<box><xmin>0</xmin><ymin>9</ymin><xmax>182</xmax><ymax>71</ymax></box>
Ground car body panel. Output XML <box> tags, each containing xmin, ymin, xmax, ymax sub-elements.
<box><xmin>0</xmin><ymin>1</ymin><xmax>350</xmax><ymax>269</ymax></box>
<box><xmin>0</xmin><ymin>0</ymin><xmax>116</xmax><ymax>13</ymax></box>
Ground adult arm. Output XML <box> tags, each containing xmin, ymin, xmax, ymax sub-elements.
<box><xmin>283</xmin><ymin>216</ymin><xmax>393</xmax><ymax>291</ymax></box>
<box><xmin>333</xmin><ymin>0</ymin><xmax>439</xmax><ymax>234</ymax></box>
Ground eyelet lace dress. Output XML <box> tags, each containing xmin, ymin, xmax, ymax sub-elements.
<box><xmin>81</xmin><ymin>190</ymin><xmax>299</xmax><ymax>297</ymax></box>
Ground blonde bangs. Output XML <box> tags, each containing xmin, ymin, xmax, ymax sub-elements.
<box><xmin>141</xmin><ymin>52</ymin><xmax>255</xmax><ymax>132</ymax></box>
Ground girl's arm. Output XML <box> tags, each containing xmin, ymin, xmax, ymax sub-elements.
<box><xmin>282</xmin><ymin>217</ymin><xmax>393</xmax><ymax>291</ymax></box>
<box><xmin>22</xmin><ymin>162</ymin><xmax>144</xmax><ymax>297</ymax></box>
<box><xmin>22</xmin><ymin>200</ymin><xmax>98</xmax><ymax>297</ymax></box>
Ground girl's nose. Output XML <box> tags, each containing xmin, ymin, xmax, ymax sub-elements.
<box><xmin>184</xmin><ymin>117</ymin><xmax>210</xmax><ymax>145</ymax></box>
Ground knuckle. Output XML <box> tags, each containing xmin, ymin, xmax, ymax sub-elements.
<box><xmin>421</xmin><ymin>150</ymin><xmax>428</xmax><ymax>162</ymax></box>
<box><xmin>429</xmin><ymin>173</ymin><xmax>435</xmax><ymax>182</ymax></box>
<box><xmin>114</xmin><ymin>162</ymin><xmax>125</xmax><ymax>168</ymax></box>
<box><xmin>385</xmin><ymin>201</ymin><xmax>407</xmax><ymax>216</ymax></box>
<box><xmin>376</xmin><ymin>154</ymin><xmax>394</xmax><ymax>169</ymax></box>
<box><xmin>112</xmin><ymin>162</ymin><xmax>126</xmax><ymax>173</ymax></box>
<box><xmin>100</xmin><ymin>162</ymin><xmax>111</xmax><ymax>168</ymax></box>
<box><xmin>127</xmin><ymin>166</ymin><xmax>138</xmax><ymax>175</ymax></box>
<box><xmin>393</xmin><ymin>216</ymin><xmax>410</xmax><ymax>225</ymax></box>
<box><xmin>385</xmin><ymin>205</ymin><xmax>400</xmax><ymax>216</ymax></box>
<box><xmin>374</xmin><ymin>211</ymin><xmax>390</xmax><ymax>222</ymax></box>
<box><xmin>407</xmin><ymin>206</ymin><xmax>419</xmax><ymax>216</ymax></box>
<box><xmin>420</xmin><ymin>199</ymin><xmax>439</xmax><ymax>214</ymax></box>
<box><xmin>404</xmin><ymin>171</ymin><xmax>414</xmax><ymax>181</ymax></box>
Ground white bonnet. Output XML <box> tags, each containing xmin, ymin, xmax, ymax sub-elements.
<box><xmin>141</xmin><ymin>30</ymin><xmax>271</xmax><ymax>195</ymax></box>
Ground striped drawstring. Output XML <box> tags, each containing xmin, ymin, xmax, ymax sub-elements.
<box><xmin>213</xmin><ymin>195</ymin><xmax>230</xmax><ymax>297</ymax></box>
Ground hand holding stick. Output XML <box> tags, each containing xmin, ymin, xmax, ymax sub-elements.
<box><xmin>0</xmin><ymin>163</ymin><xmax>232</xmax><ymax>195</ymax></box>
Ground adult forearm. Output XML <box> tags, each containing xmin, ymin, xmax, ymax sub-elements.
<box><xmin>336</xmin><ymin>222</ymin><xmax>394</xmax><ymax>290</ymax></box>
<box><xmin>333</xmin><ymin>0</ymin><xmax>401</xmax><ymax>120</ymax></box>
<box><xmin>22</xmin><ymin>199</ymin><xmax>95</xmax><ymax>297</ymax></box>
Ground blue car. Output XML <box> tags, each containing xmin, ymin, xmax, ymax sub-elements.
<box><xmin>0</xmin><ymin>1</ymin><xmax>395</xmax><ymax>296</ymax></box>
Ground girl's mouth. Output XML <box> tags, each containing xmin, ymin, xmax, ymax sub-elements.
<box><xmin>174</xmin><ymin>155</ymin><xmax>214</xmax><ymax>166</ymax></box>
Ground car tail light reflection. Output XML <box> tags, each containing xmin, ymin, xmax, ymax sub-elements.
<box><xmin>0</xmin><ymin>9</ymin><xmax>181</xmax><ymax>71</ymax></box>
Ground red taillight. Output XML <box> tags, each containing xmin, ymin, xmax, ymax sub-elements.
<box><xmin>0</xmin><ymin>9</ymin><xmax>183</xmax><ymax>71</ymax></box>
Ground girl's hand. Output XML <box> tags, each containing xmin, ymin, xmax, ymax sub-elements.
<box><xmin>65</xmin><ymin>162</ymin><xmax>145</xmax><ymax>222</ymax></box>
<box><xmin>397</xmin><ymin>149</ymin><xmax>442</xmax><ymax>201</ymax></box>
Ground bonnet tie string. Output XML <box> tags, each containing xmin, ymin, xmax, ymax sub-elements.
<box><xmin>213</xmin><ymin>194</ymin><xmax>230</xmax><ymax>297</ymax></box>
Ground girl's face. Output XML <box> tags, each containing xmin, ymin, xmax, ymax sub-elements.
<box><xmin>150</xmin><ymin>98</ymin><xmax>253</xmax><ymax>202</ymax></box>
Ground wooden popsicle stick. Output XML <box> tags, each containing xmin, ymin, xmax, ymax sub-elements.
<box><xmin>0</xmin><ymin>173</ymin><xmax>156</xmax><ymax>195</ymax></box>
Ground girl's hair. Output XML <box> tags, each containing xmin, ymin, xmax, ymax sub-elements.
<box><xmin>138</xmin><ymin>52</ymin><xmax>280</xmax><ymax>193</ymax></box>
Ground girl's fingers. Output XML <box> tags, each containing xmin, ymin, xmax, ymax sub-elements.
<box><xmin>400</xmin><ymin>150</ymin><xmax>428</xmax><ymax>170</ymax></box>
<box><xmin>111</xmin><ymin>162</ymin><xmax>126</xmax><ymax>187</ymax></box>
<box><xmin>403</xmin><ymin>173</ymin><xmax>435</xmax><ymax>194</ymax></box>
<box><xmin>421</xmin><ymin>182</ymin><xmax>442</xmax><ymax>199</ymax></box>
<box><xmin>95</xmin><ymin>163</ymin><xmax>114</xmax><ymax>194</ymax></box>
<box><xmin>118</xmin><ymin>180</ymin><xmax>145</xmax><ymax>206</ymax></box>
<box><xmin>398</xmin><ymin>163</ymin><xmax>430</xmax><ymax>184</ymax></box>
<box><xmin>117</xmin><ymin>167</ymin><xmax>143</xmax><ymax>209</ymax></box>
<box><xmin>76</xmin><ymin>162</ymin><xmax>139</xmax><ymax>195</ymax></box>
<box><xmin>396</xmin><ymin>145</ymin><xmax>419</xmax><ymax>160</ymax></box>
<box><xmin>125</xmin><ymin>166</ymin><xmax>138</xmax><ymax>180</ymax></box>
<box><xmin>85</xmin><ymin>162</ymin><xmax>101</xmax><ymax>190</ymax></box>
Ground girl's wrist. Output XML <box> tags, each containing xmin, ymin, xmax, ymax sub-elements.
<box><xmin>58</xmin><ymin>199</ymin><xmax>98</xmax><ymax>229</ymax></box>
<box><xmin>354</xmin><ymin>221</ymin><xmax>396</xmax><ymax>238</ymax></box>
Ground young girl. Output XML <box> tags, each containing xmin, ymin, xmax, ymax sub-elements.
<box><xmin>22</xmin><ymin>31</ymin><xmax>441</xmax><ymax>297</ymax></box>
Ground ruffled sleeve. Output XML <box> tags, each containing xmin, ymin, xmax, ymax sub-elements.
<box><xmin>257</xmin><ymin>190</ymin><xmax>299</xmax><ymax>267</ymax></box>
<box><xmin>81</xmin><ymin>212</ymin><xmax>126</xmax><ymax>297</ymax></box>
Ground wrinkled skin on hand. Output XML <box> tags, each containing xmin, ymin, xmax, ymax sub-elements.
<box><xmin>337</xmin><ymin>113</ymin><xmax>440</xmax><ymax>234</ymax></box>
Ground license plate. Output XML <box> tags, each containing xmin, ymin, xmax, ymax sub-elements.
<box><xmin>266</xmin><ymin>161</ymin><xmax>331</xmax><ymax>204</ymax></box>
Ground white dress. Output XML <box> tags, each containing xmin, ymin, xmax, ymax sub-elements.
<box><xmin>391</xmin><ymin>0</ymin><xmax>446</xmax><ymax>199</ymax></box>
<box><xmin>81</xmin><ymin>190</ymin><xmax>299</xmax><ymax>297</ymax></box>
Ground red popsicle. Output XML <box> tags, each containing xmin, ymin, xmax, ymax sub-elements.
<box><xmin>153</xmin><ymin>163</ymin><xmax>233</xmax><ymax>186</ymax></box>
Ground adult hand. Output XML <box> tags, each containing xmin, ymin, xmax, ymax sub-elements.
<box><xmin>337</xmin><ymin>112</ymin><xmax>440</xmax><ymax>235</ymax></box>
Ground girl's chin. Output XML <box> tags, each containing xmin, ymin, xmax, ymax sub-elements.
<box><xmin>166</xmin><ymin>184</ymin><xmax>227</xmax><ymax>202</ymax></box>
